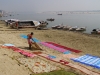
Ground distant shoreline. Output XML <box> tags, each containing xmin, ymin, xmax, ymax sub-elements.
<box><xmin>41</xmin><ymin>11</ymin><xmax>100</xmax><ymax>14</ymax></box>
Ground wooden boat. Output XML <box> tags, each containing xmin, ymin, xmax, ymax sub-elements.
<box><xmin>52</xmin><ymin>24</ymin><xmax>64</xmax><ymax>29</ymax></box>
<box><xmin>76</xmin><ymin>27</ymin><xmax>86</xmax><ymax>31</ymax></box>
<box><xmin>57</xmin><ymin>14</ymin><xmax>62</xmax><ymax>15</ymax></box>
<box><xmin>17</xmin><ymin>20</ymin><xmax>40</xmax><ymax>28</ymax></box>
<box><xmin>47</xmin><ymin>18</ymin><xmax>55</xmax><ymax>21</ymax></box>
<box><xmin>63</xmin><ymin>26</ymin><xmax>72</xmax><ymax>30</ymax></box>
<box><xmin>39</xmin><ymin>21</ymin><xmax>48</xmax><ymax>25</ymax></box>
<box><xmin>91</xmin><ymin>29</ymin><xmax>100</xmax><ymax>34</ymax></box>
<box><xmin>51</xmin><ymin>25</ymin><xmax>60</xmax><ymax>29</ymax></box>
<box><xmin>7</xmin><ymin>19</ymin><xmax>41</xmax><ymax>29</ymax></box>
<box><xmin>56</xmin><ymin>25</ymin><xmax>64</xmax><ymax>29</ymax></box>
<box><xmin>69</xmin><ymin>26</ymin><xmax>78</xmax><ymax>31</ymax></box>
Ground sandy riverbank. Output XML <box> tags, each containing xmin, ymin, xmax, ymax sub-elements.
<box><xmin>0</xmin><ymin>20</ymin><xmax>100</xmax><ymax>75</ymax></box>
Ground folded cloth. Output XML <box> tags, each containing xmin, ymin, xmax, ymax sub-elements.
<box><xmin>3</xmin><ymin>44</ymin><xmax>15</xmax><ymax>46</ymax></box>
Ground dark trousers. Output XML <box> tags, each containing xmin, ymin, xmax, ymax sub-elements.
<box><xmin>29</xmin><ymin>44</ymin><xmax>32</xmax><ymax>49</ymax></box>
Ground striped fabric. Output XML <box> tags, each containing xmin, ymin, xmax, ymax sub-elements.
<box><xmin>40</xmin><ymin>42</ymin><xmax>71</xmax><ymax>54</ymax></box>
<box><xmin>46</xmin><ymin>42</ymin><xmax>81</xmax><ymax>53</ymax></box>
<box><xmin>71</xmin><ymin>54</ymin><xmax>100</xmax><ymax>69</ymax></box>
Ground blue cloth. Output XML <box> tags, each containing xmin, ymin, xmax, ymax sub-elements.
<box><xmin>71</xmin><ymin>54</ymin><xmax>100</xmax><ymax>69</ymax></box>
<box><xmin>33</xmin><ymin>38</ymin><xmax>40</xmax><ymax>43</ymax></box>
<box><xmin>63</xmin><ymin>51</ymin><xmax>71</xmax><ymax>54</ymax></box>
<box><xmin>20</xmin><ymin>35</ymin><xmax>27</xmax><ymax>39</ymax></box>
<box><xmin>20</xmin><ymin>34</ymin><xmax>40</xmax><ymax>43</ymax></box>
<box><xmin>48</xmin><ymin>55</ymin><xmax>56</xmax><ymax>59</ymax></box>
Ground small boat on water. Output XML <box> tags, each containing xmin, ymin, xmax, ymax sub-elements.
<box><xmin>51</xmin><ymin>24</ymin><xmax>64</xmax><ymax>29</ymax></box>
<box><xmin>63</xmin><ymin>26</ymin><xmax>72</xmax><ymax>30</ymax></box>
<box><xmin>57</xmin><ymin>14</ymin><xmax>62</xmax><ymax>15</ymax></box>
<box><xmin>39</xmin><ymin>21</ymin><xmax>48</xmax><ymax>25</ymax></box>
<box><xmin>51</xmin><ymin>25</ymin><xmax>60</xmax><ymax>29</ymax></box>
<box><xmin>47</xmin><ymin>18</ymin><xmax>55</xmax><ymax>21</ymax></box>
<box><xmin>76</xmin><ymin>27</ymin><xmax>86</xmax><ymax>31</ymax></box>
<box><xmin>91</xmin><ymin>28</ymin><xmax>100</xmax><ymax>34</ymax></box>
<box><xmin>57</xmin><ymin>25</ymin><xmax>64</xmax><ymax>29</ymax></box>
<box><xmin>69</xmin><ymin>26</ymin><xmax>78</xmax><ymax>31</ymax></box>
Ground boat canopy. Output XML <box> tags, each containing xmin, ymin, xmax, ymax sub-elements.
<box><xmin>18</xmin><ymin>20</ymin><xmax>40</xmax><ymax>26</ymax></box>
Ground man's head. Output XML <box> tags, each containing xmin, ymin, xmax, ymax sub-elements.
<box><xmin>31</xmin><ymin>32</ymin><xmax>34</xmax><ymax>35</ymax></box>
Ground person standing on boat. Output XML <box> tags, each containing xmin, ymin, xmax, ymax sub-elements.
<box><xmin>27</xmin><ymin>32</ymin><xmax>34</xmax><ymax>49</ymax></box>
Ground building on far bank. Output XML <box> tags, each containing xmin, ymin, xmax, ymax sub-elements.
<box><xmin>0</xmin><ymin>10</ymin><xmax>4</xmax><ymax>17</ymax></box>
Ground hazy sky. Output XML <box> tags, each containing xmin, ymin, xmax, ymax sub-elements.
<box><xmin>0</xmin><ymin>0</ymin><xmax>100</xmax><ymax>12</ymax></box>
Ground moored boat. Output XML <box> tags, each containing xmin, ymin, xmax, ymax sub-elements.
<box><xmin>18</xmin><ymin>20</ymin><xmax>40</xmax><ymax>28</ymax></box>
<box><xmin>63</xmin><ymin>25</ymin><xmax>72</xmax><ymax>30</ymax></box>
<box><xmin>69</xmin><ymin>26</ymin><xmax>78</xmax><ymax>31</ymax></box>
<box><xmin>76</xmin><ymin>27</ymin><xmax>86</xmax><ymax>31</ymax></box>
<box><xmin>51</xmin><ymin>25</ymin><xmax>60</xmax><ymax>29</ymax></box>
<box><xmin>5</xmin><ymin>19</ymin><xmax>41</xmax><ymax>29</ymax></box>
<box><xmin>91</xmin><ymin>28</ymin><xmax>100</xmax><ymax>34</ymax></box>
<box><xmin>51</xmin><ymin>24</ymin><xmax>64</xmax><ymax>29</ymax></box>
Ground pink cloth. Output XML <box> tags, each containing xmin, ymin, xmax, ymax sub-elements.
<box><xmin>40</xmin><ymin>42</ymin><xmax>67</xmax><ymax>53</ymax></box>
<box><xmin>6</xmin><ymin>46</ymin><xmax>36</xmax><ymax>58</ymax></box>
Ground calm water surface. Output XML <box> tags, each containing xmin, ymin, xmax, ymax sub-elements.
<box><xmin>0</xmin><ymin>12</ymin><xmax>100</xmax><ymax>34</ymax></box>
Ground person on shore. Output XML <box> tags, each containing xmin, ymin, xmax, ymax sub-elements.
<box><xmin>27</xmin><ymin>32</ymin><xmax>34</xmax><ymax>49</ymax></box>
<box><xmin>15</xmin><ymin>21</ymin><xmax>19</xmax><ymax>30</ymax></box>
<box><xmin>5</xmin><ymin>20</ymin><xmax>9</xmax><ymax>26</ymax></box>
